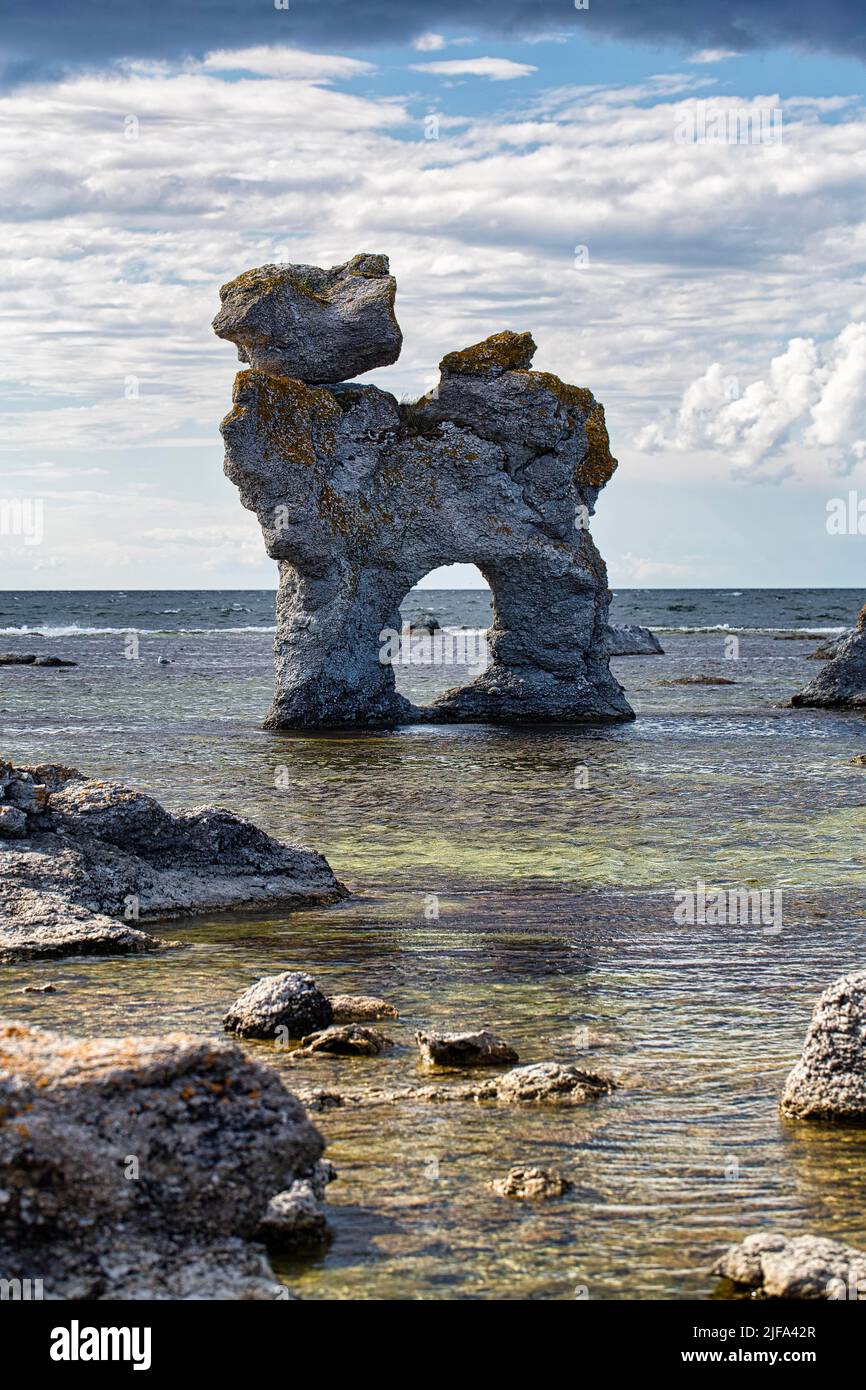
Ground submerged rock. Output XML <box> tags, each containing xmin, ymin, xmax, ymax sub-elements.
<box><xmin>415</xmin><ymin>1028</ymin><xmax>519</xmax><ymax>1068</ymax></box>
<box><xmin>604</xmin><ymin>624</ymin><xmax>665</xmax><ymax>656</ymax></box>
<box><xmin>488</xmin><ymin>1166</ymin><xmax>573</xmax><ymax>1200</ymax></box>
<box><xmin>712</xmin><ymin>1232</ymin><xmax>866</xmax><ymax>1300</ymax></box>
<box><xmin>780</xmin><ymin>969</ymin><xmax>866</xmax><ymax>1121</ymax></box>
<box><xmin>329</xmin><ymin>993</ymin><xmax>399</xmax><ymax>1022</ymax></box>
<box><xmin>0</xmin><ymin>1021</ymin><xmax>325</xmax><ymax>1299</ymax></box>
<box><xmin>213</xmin><ymin>252</ymin><xmax>401</xmax><ymax>383</ymax></box>
<box><xmin>257</xmin><ymin>1160</ymin><xmax>336</xmax><ymax>1249</ymax></box>
<box><xmin>467</xmin><ymin>1062</ymin><xmax>615</xmax><ymax>1105</ymax></box>
<box><xmin>659</xmin><ymin>675</ymin><xmax>736</xmax><ymax>686</ymax></box>
<box><xmin>793</xmin><ymin>609</ymin><xmax>866</xmax><ymax>709</ymax></box>
<box><xmin>0</xmin><ymin>653</ymin><xmax>76</xmax><ymax>667</ymax></box>
<box><xmin>300</xmin><ymin>1023</ymin><xmax>392</xmax><ymax>1056</ymax></box>
<box><xmin>0</xmin><ymin>762</ymin><xmax>343</xmax><ymax>963</ymax></box>
<box><xmin>223</xmin><ymin>971</ymin><xmax>333</xmax><ymax>1041</ymax></box>
<box><xmin>216</xmin><ymin>256</ymin><xmax>633</xmax><ymax>730</ymax></box>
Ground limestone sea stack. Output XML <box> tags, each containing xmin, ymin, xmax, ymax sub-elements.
<box><xmin>780</xmin><ymin>969</ymin><xmax>866</xmax><ymax>1120</ymax></box>
<box><xmin>0</xmin><ymin>763</ymin><xmax>344</xmax><ymax>964</ymax></box>
<box><xmin>0</xmin><ymin>1021</ymin><xmax>326</xmax><ymax>1298</ymax></box>
<box><xmin>792</xmin><ymin>603</ymin><xmax>866</xmax><ymax>709</ymax></box>
<box><xmin>214</xmin><ymin>254</ymin><xmax>633</xmax><ymax>729</ymax></box>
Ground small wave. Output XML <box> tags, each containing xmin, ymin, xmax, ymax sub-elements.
<box><xmin>655</xmin><ymin>624</ymin><xmax>846</xmax><ymax>636</ymax></box>
<box><xmin>0</xmin><ymin>624</ymin><xmax>278</xmax><ymax>637</ymax></box>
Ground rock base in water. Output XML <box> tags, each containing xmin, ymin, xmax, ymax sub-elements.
<box><xmin>488</xmin><ymin>1166</ymin><xmax>573</xmax><ymax>1199</ymax></box>
<box><xmin>780</xmin><ymin>969</ymin><xmax>866</xmax><ymax>1120</ymax></box>
<box><xmin>415</xmin><ymin>1028</ymin><xmax>519</xmax><ymax>1068</ymax></box>
<box><xmin>0</xmin><ymin>763</ymin><xmax>343</xmax><ymax>963</ymax></box>
<box><xmin>793</xmin><ymin>608</ymin><xmax>866</xmax><ymax>708</ymax></box>
<box><xmin>713</xmin><ymin>1232</ymin><xmax>866</xmax><ymax>1300</ymax></box>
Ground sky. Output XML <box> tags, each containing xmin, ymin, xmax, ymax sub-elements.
<box><xmin>1</xmin><ymin>1</ymin><xmax>866</xmax><ymax>590</ymax></box>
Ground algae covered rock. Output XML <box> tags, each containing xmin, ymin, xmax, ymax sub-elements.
<box><xmin>213</xmin><ymin>252</ymin><xmax>401</xmax><ymax>383</ymax></box>
<box><xmin>299</xmin><ymin>1023</ymin><xmax>392</xmax><ymax>1056</ymax></box>
<box><xmin>780</xmin><ymin>969</ymin><xmax>866</xmax><ymax>1120</ymax></box>
<box><xmin>223</xmin><ymin>971</ymin><xmax>333</xmax><ymax>1041</ymax></box>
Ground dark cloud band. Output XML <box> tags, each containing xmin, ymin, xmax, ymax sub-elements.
<box><xmin>1</xmin><ymin>0</ymin><xmax>864</xmax><ymax>79</ymax></box>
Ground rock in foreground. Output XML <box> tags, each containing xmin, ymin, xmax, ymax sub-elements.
<box><xmin>213</xmin><ymin>252</ymin><xmax>402</xmax><ymax>383</ymax></box>
<box><xmin>713</xmin><ymin>1232</ymin><xmax>866</xmax><ymax>1300</ymax></box>
<box><xmin>415</xmin><ymin>1028</ymin><xmax>519</xmax><ymax>1068</ymax></box>
<box><xmin>604</xmin><ymin>624</ymin><xmax>665</xmax><ymax>656</ymax></box>
<box><xmin>488</xmin><ymin>1166</ymin><xmax>573</xmax><ymax>1199</ymax></box>
<box><xmin>468</xmin><ymin>1062</ymin><xmax>615</xmax><ymax>1105</ymax></box>
<box><xmin>0</xmin><ymin>1021</ymin><xmax>325</xmax><ymax>1299</ymax></box>
<box><xmin>223</xmin><ymin>971</ymin><xmax>333</xmax><ymax>1041</ymax></box>
<box><xmin>0</xmin><ymin>763</ymin><xmax>343</xmax><ymax>963</ymax></box>
<box><xmin>793</xmin><ymin>620</ymin><xmax>866</xmax><ymax>709</ymax></box>
<box><xmin>780</xmin><ymin>970</ymin><xmax>866</xmax><ymax>1120</ymax></box>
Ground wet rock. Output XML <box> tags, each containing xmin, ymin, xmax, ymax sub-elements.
<box><xmin>300</xmin><ymin>1023</ymin><xmax>392</xmax><ymax>1056</ymax></box>
<box><xmin>851</xmin><ymin>754</ymin><xmax>866</xmax><ymax>767</ymax></box>
<box><xmin>0</xmin><ymin>1021</ymin><xmax>325</xmax><ymax>1299</ymax></box>
<box><xmin>605</xmin><ymin>624</ymin><xmax>665</xmax><ymax>656</ymax></box>
<box><xmin>21</xmin><ymin>982</ymin><xmax>60</xmax><ymax>994</ymax></box>
<box><xmin>488</xmin><ymin>1166</ymin><xmax>573</xmax><ymax>1199</ymax></box>
<box><xmin>330</xmin><ymin>993</ymin><xmax>399</xmax><ymax>1022</ymax></box>
<box><xmin>296</xmin><ymin>1089</ymin><xmax>345</xmax><ymax>1112</ymax></box>
<box><xmin>712</xmin><ymin>1232</ymin><xmax>866</xmax><ymax>1300</ymax></box>
<box><xmin>257</xmin><ymin>1160</ymin><xmax>336</xmax><ymax>1249</ymax></box>
<box><xmin>793</xmin><ymin>612</ymin><xmax>866</xmax><ymax>709</ymax></box>
<box><xmin>780</xmin><ymin>969</ymin><xmax>866</xmax><ymax>1120</ymax></box>
<box><xmin>223</xmin><ymin>971</ymin><xmax>333</xmax><ymax>1041</ymax></box>
<box><xmin>659</xmin><ymin>675</ymin><xmax>736</xmax><ymax>686</ymax></box>
<box><xmin>415</xmin><ymin>1028</ymin><xmax>519</xmax><ymax>1068</ymax></box>
<box><xmin>410</xmin><ymin>614</ymin><xmax>441</xmax><ymax>634</ymax></box>
<box><xmin>467</xmin><ymin>1062</ymin><xmax>616</xmax><ymax>1105</ymax></box>
<box><xmin>213</xmin><ymin>252</ymin><xmax>402</xmax><ymax>383</ymax></box>
<box><xmin>809</xmin><ymin>634</ymin><xmax>849</xmax><ymax>661</ymax></box>
<box><xmin>0</xmin><ymin>763</ymin><xmax>344</xmax><ymax>963</ymax></box>
<box><xmin>216</xmin><ymin>256</ymin><xmax>633</xmax><ymax>730</ymax></box>
<box><xmin>0</xmin><ymin>654</ymin><xmax>75</xmax><ymax>667</ymax></box>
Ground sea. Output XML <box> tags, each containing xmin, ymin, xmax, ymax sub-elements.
<box><xmin>1</xmin><ymin>587</ymin><xmax>865</xmax><ymax>1300</ymax></box>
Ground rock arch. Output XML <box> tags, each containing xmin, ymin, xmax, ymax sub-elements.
<box><xmin>214</xmin><ymin>253</ymin><xmax>634</xmax><ymax>728</ymax></box>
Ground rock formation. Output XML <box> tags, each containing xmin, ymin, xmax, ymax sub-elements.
<box><xmin>793</xmin><ymin>603</ymin><xmax>866</xmax><ymax>709</ymax></box>
<box><xmin>0</xmin><ymin>763</ymin><xmax>343</xmax><ymax>963</ymax></box>
<box><xmin>214</xmin><ymin>254</ymin><xmax>633</xmax><ymax>728</ymax></box>
<box><xmin>780</xmin><ymin>969</ymin><xmax>866</xmax><ymax>1120</ymax></box>
<box><xmin>713</xmin><ymin>1232</ymin><xmax>866</xmax><ymax>1300</ymax></box>
<box><xmin>223</xmin><ymin>971</ymin><xmax>334</xmax><ymax>1040</ymax></box>
<box><xmin>415</xmin><ymin>1028</ymin><xmax>519</xmax><ymax>1068</ymax></box>
<box><xmin>488</xmin><ymin>1166</ymin><xmax>573</xmax><ymax>1200</ymax></box>
<box><xmin>0</xmin><ymin>1021</ymin><xmax>326</xmax><ymax>1298</ymax></box>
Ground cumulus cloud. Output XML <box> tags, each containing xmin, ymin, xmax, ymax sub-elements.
<box><xmin>689</xmin><ymin>50</ymin><xmax>740</xmax><ymax>64</ymax></box>
<box><xmin>412</xmin><ymin>33</ymin><xmax>448</xmax><ymax>53</ymax></box>
<box><xmin>410</xmin><ymin>58</ymin><xmax>538</xmax><ymax>81</ymax></box>
<box><xmin>636</xmin><ymin>324</ymin><xmax>866</xmax><ymax>477</ymax></box>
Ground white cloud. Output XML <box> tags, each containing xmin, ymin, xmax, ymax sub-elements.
<box><xmin>412</xmin><ymin>33</ymin><xmax>447</xmax><ymax>53</ymax></box>
<box><xmin>689</xmin><ymin>49</ymin><xmax>740</xmax><ymax>64</ymax></box>
<box><xmin>636</xmin><ymin>325</ymin><xmax>866</xmax><ymax>478</ymax></box>
<box><xmin>409</xmin><ymin>57</ymin><xmax>538</xmax><ymax>81</ymax></box>
<box><xmin>200</xmin><ymin>46</ymin><xmax>374</xmax><ymax>80</ymax></box>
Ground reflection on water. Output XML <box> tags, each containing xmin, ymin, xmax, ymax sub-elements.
<box><xmin>1</xmin><ymin>619</ymin><xmax>865</xmax><ymax>1299</ymax></box>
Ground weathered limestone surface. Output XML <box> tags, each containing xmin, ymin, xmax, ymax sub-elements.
<box><xmin>0</xmin><ymin>763</ymin><xmax>343</xmax><ymax>963</ymax></box>
<box><xmin>488</xmin><ymin>1166</ymin><xmax>573</xmax><ymax>1199</ymax></box>
<box><xmin>216</xmin><ymin>255</ymin><xmax>633</xmax><ymax>729</ymax></box>
<box><xmin>213</xmin><ymin>253</ymin><xmax>401</xmax><ymax>383</ymax></box>
<box><xmin>780</xmin><ymin>969</ymin><xmax>866</xmax><ymax>1120</ymax></box>
<box><xmin>713</xmin><ymin>1232</ymin><xmax>866</xmax><ymax>1299</ymax></box>
<box><xmin>0</xmin><ymin>1022</ymin><xmax>325</xmax><ymax>1298</ymax></box>
<box><xmin>468</xmin><ymin>1061</ymin><xmax>615</xmax><ymax>1105</ymax></box>
<box><xmin>793</xmin><ymin>604</ymin><xmax>866</xmax><ymax>708</ymax></box>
